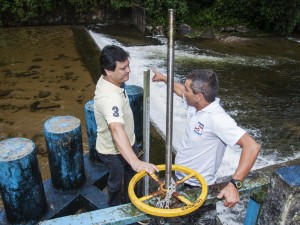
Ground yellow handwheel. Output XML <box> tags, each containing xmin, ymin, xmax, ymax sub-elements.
<box><xmin>128</xmin><ymin>164</ymin><xmax>208</xmax><ymax>217</ymax></box>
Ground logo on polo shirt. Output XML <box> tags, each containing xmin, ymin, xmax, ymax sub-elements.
<box><xmin>194</xmin><ymin>121</ymin><xmax>204</xmax><ymax>135</ymax></box>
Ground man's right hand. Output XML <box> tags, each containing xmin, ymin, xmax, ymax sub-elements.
<box><xmin>217</xmin><ymin>182</ymin><xmax>240</xmax><ymax>208</ymax></box>
<box><xmin>152</xmin><ymin>68</ymin><xmax>167</xmax><ymax>83</ymax></box>
<box><xmin>151</xmin><ymin>68</ymin><xmax>185</xmax><ymax>98</ymax></box>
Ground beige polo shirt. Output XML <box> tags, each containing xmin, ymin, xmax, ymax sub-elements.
<box><xmin>94</xmin><ymin>76</ymin><xmax>135</xmax><ymax>155</ymax></box>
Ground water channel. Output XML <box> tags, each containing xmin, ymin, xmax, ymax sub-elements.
<box><xmin>0</xmin><ymin>24</ymin><xmax>300</xmax><ymax>224</ymax></box>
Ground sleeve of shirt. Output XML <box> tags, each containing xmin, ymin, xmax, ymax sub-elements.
<box><xmin>212</xmin><ymin>113</ymin><xmax>246</xmax><ymax>148</ymax></box>
<box><xmin>96</xmin><ymin>94</ymin><xmax>125</xmax><ymax>124</ymax></box>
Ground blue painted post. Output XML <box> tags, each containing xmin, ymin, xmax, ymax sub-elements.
<box><xmin>244</xmin><ymin>197</ymin><xmax>261</xmax><ymax>225</ymax></box>
<box><xmin>0</xmin><ymin>138</ymin><xmax>47</xmax><ymax>223</ymax></box>
<box><xmin>44</xmin><ymin>116</ymin><xmax>86</xmax><ymax>190</ymax></box>
<box><xmin>84</xmin><ymin>100</ymin><xmax>102</xmax><ymax>163</ymax></box>
<box><xmin>125</xmin><ymin>85</ymin><xmax>144</xmax><ymax>150</ymax></box>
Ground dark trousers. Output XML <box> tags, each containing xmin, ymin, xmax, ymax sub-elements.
<box><xmin>98</xmin><ymin>144</ymin><xmax>138</xmax><ymax>207</ymax></box>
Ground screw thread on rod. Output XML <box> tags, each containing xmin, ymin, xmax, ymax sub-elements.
<box><xmin>165</xmin><ymin>9</ymin><xmax>175</xmax><ymax>189</ymax></box>
<box><xmin>143</xmin><ymin>69</ymin><xmax>151</xmax><ymax>195</ymax></box>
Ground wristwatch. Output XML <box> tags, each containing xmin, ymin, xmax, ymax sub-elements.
<box><xmin>230</xmin><ymin>178</ymin><xmax>243</xmax><ymax>189</ymax></box>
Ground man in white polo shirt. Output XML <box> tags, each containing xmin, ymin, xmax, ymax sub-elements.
<box><xmin>152</xmin><ymin>68</ymin><xmax>260</xmax><ymax>210</ymax></box>
<box><xmin>94</xmin><ymin>45</ymin><xmax>158</xmax><ymax>207</ymax></box>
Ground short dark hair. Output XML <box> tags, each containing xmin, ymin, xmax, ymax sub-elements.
<box><xmin>100</xmin><ymin>45</ymin><xmax>130</xmax><ymax>75</ymax></box>
<box><xmin>186</xmin><ymin>69</ymin><xmax>218</xmax><ymax>103</ymax></box>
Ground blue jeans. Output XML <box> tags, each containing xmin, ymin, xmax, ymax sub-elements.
<box><xmin>98</xmin><ymin>143</ymin><xmax>139</xmax><ymax>207</ymax></box>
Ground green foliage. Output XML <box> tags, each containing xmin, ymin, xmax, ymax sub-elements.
<box><xmin>102</xmin><ymin>0</ymin><xmax>189</xmax><ymax>26</ymax></box>
<box><xmin>0</xmin><ymin>0</ymin><xmax>104</xmax><ymax>25</ymax></box>
<box><xmin>110</xmin><ymin>0</ymin><xmax>131</xmax><ymax>9</ymax></box>
<box><xmin>67</xmin><ymin>0</ymin><xmax>99</xmax><ymax>13</ymax></box>
<box><xmin>0</xmin><ymin>0</ymin><xmax>51</xmax><ymax>25</ymax></box>
<box><xmin>212</xmin><ymin>0</ymin><xmax>255</xmax><ymax>28</ymax></box>
<box><xmin>257</xmin><ymin>0</ymin><xmax>300</xmax><ymax>35</ymax></box>
<box><xmin>0</xmin><ymin>0</ymin><xmax>299</xmax><ymax>35</ymax></box>
<box><xmin>135</xmin><ymin>0</ymin><xmax>189</xmax><ymax>25</ymax></box>
<box><xmin>0</xmin><ymin>0</ymin><xmax>39</xmax><ymax>25</ymax></box>
<box><xmin>212</xmin><ymin>0</ymin><xmax>300</xmax><ymax>35</ymax></box>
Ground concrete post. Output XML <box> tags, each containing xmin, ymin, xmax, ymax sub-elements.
<box><xmin>44</xmin><ymin>116</ymin><xmax>86</xmax><ymax>190</ymax></box>
<box><xmin>0</xmin><ymin>138</ymin><xmax>47</xmax><ymax>223</ymax></box>
<box><xmin>125</xmin><ymin>85</ymin><xmax>144</xmax><ymax>150</ymax></box>
<box><xmin>84</xmin><ymin>100</ymin><xmax>102</xmax><ymax>163</ymax></box>
<box><xmin>257</xmin><ymin>165</ymin><xmax>300</xmax><ymax>225</ymax></box>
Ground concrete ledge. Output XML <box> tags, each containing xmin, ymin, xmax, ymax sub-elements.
<box><xmin>40</xmin><ymin>204</ymin><xmax>149</xmax><ymax>225</ymax></box>
<box><xmin>257</xmin><ymin>164</ymin><xmax>300</xmax><ymax>225</ymax></box>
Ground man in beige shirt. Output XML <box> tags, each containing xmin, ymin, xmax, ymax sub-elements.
<box><xmin>94</xmin><ymin>45</ymin><xmax>158</xmax><ymax>207</ymax></box>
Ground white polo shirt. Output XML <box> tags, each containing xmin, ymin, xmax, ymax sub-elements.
<box><xmin>94</xmin><ymin>76</ymin><xmax>135</xmax><ymax>155</ymax></box>
<box><xmin>175</xmin><ymin>98</ymin><xmax>245</xmax><ymax>185</ymax></box>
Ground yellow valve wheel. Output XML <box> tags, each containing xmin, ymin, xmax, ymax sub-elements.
<box><xmin>128</xmin><ymin>164</ymin><xmax>208</xmax><ymax>217</ymax></box>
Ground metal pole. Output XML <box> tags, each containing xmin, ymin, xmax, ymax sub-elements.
<box><xmin>143</xmin><ymin>69</ymin><xmax>150</xmax><ymax>195</ymax></box>
<box><xmin>165</xmin><ymin>9</ymin><xmax>175</xmax><ymax>188</ymax></box>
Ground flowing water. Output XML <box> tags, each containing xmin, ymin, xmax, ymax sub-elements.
<box><xmin>89</xmin><ymin>23</ymin><xmax>300</xmax><ymax>224</ymax></box>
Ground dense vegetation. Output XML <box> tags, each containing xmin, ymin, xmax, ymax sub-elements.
<box><xmin>0</xmin><ymin>0</ymin><xmax>299</xmax><ymax>35</ymax></box>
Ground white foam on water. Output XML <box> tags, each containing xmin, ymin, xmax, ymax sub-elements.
<box><xmin>288</xmin><ymin>36</ymin><xmax>300</xmax><ymax>44</ymax></box>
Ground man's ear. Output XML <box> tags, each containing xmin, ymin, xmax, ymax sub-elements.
<box><xmin>197</xmin><ymin>92</ymin><xmax>204</xmax><ymax>101</ymax></box>
<box><xmin>104</xmin><ymin>69</ymin><xmax>111</xmax><ymax>76</ymax></box>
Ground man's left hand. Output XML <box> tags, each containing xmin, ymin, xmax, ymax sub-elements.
<box><xmin>217</xmin><ymin>182</ymin><xmax>240</xmax><ymax>208</ymax></box>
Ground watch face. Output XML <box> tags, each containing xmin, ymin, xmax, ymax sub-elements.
<box><xmin>231</xmin><ymin>179</ymin><xmax>243</xmax><ymax>189</ymax></box>
<box><xmin>236</xmin><ymin>181</ymin><xmax>243</xmax><ymax>189</ymax></box>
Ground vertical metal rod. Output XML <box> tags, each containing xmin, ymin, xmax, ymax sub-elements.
<box><xmin>165</xmin><ymin>9</ymin><xmax>175</xmax><ymax>188</ymax></box>
<box><xmin>143</xmin><ymin>69</ymin><xmax>150</xmax><ymax>195</ymax></box>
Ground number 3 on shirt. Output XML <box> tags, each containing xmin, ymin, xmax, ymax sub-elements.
<box><xmin>112</xmin><ymin>106</ymin><xmax>119</xmax><ymax>117</ymax></box>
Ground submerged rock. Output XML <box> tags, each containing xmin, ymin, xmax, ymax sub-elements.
<box><xmin>0</xmin><ymin>90</ymin><xmax>12</xmax><ymax>98</ymax></box>
<box><xmin>200</xmin><ymin>29</ymin><xmax>215</xmax><ymax>39</ymax></box>
<box><xmin>30</xmin><ymin>100</ymin><xmax>60</xmax><ymax>111</ymax></box>
<box><xmin>38</xmin><ymin>91</ymin><xmax>51</xmax><ymax>98</ymax></box>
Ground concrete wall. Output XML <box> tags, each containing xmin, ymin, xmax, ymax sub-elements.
<box><xmin>132</xmin><ymin>6</ymin><xmax>146</xmax><ymax>33</ymax></box>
